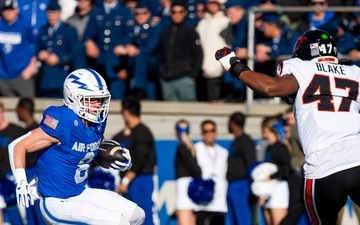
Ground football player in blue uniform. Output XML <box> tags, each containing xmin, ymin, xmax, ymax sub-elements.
<box><xmin>8</xmin><ymin>68</ymin><xmax>145</xmax><ymax>225</ymax></box>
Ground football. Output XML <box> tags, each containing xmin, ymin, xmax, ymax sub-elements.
<box><xmin>95</xmin><ymin>140</ymin><xmax>127</xmax><ymax>169</ymax></box>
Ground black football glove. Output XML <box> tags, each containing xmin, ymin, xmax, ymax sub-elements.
<box><xmin>215</xmin><ymin>47</ymin><xmax>250</xmax><ymax>78</ymax></box>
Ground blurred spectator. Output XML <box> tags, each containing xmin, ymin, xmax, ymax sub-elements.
<box><xmin>157</xmin><ymin>0</ymin><xmax>203</xmax><ymax>101</ymax></box>
<box><xmin>15</xmin><ymin>97</ymin><xmax>39</xmax><ymax>172</ymax></box>
<box><xmin>174</xmin><ymin>119</ymin><xmax>201</xmax><ymax>225</ymax></box>
<box><xmin>16</xmin><ymin>97</ymin><xmax>39</xmax><ymax>133</ymax></box>
<box><xmin>146</xmin><ymin>0</ymin><xmax>162</xmax><ymax>21</ymax></box>
<box><xmin>157</xmin><ymin>0</ymin><xmax>172</xmax><ymax>27</ymax></box>
<box><xmin>83</xmin><ymin>0</ymin><xmax>134</xmax><ymax>99</ymax></box>
<box><xmin>58</xmin><ymin>0</ymin><xmax>77</xmax><ymax>21</ymax></box>
<box><xmin>196</xmin><ymin>0</ymin><xmax>229</xmax><ymax>102</ymax></box>
<box><xmin>184</xmin><ymin>0</ymin><xmax>202</xmax><ymax>27</ymax></box>
<box><xmin>224</xmin><ymin>0</ymin><xmax>247</xmax><ymax>58</ymax></box>
<box><xmin>350</xmin><ymin>16</ymin><xmax>360</xmax><ymax>67</ymax></box>
<box><xmin>279</xmin><ymin>107</ymin><xmax>311</xmax><ymax>225</ymax></box>
<box><xmin>276</xmin><ymin>0</ymin><xmax>308</xmax><ymax>32</ymax></box>
<box><xmin>255</xmin><ymin>0</ymin><xmax>292</xmax><ymax>27</ymax></box>
<box><xmin>308</xmin><ymin>0</ymin><xmax>335</xmax><ymax>28</ymax></box>
<box><xmin>226</xmin><ymin>111</ymin><xmax>257</xmax><ymax>225</ymax></box>
<box><xmin>123</xmin><ymin>0</ymin><xmax>137</xmax><ymax>11</ymax></box>
<box><xmin>327</xmin><ymin>0</ymin><xmax>354</xmax><ymax>19</ymax></box>
<box><xmin>0</xmin><ymin>0</ymin><xmax>38</xmax><ymax>97</ymax></box>
<box><xmin>296</xmin><ymin>0</ymin><xmax>335</xmax><ymax>34</ymax></box>
<box><xmin>222</xmin><ymin>0</ymin><xmax>248</xmax><ymax>102</ymax></box>
<box><xmin>319</xmin><ymin>19</ymin><xmax>358</xmax><ymax>64</ymax></box>
<box><xmin>67</xmin><ymin>0</ymin><xmax>95</xmax><ymax>42</ymax></box>
<box><xmin>17</xmin><ymin>0</ymin><xmax>49</xmax><ymax>39</ymax></box>
<box><xmin>15</xmin><ymin>97</ymin><xmax>46</xmax><ymax>225</ymax></box>
<box><xmin>255</xmin><ymin>13</ymin><xmax>299</xmax><ymax>77</ymax></box>
<box><xmin>0</xmin><ymin>100</ymin><xmax>26</xmax><ymax>225</ymax></box>
<box><xmin>114</xmin><ymin>97</ymin><xmax>158</xmax><ymax>225</ymax></box>
<box><xmin>196</xmin><ymin>1</ymin><xmax>205</xmax><ymax>21</ymax></box>
<box><xmin>194</xmin><ymin>120</ymin><xmax>228</xmax><ymax>225</ymax></box>
<box><xmin>66</xmin><ymin>0</ymin><xmax>95</xmax><ymax>71</ymax></box>
<box><xmin>127</xmin><ymin>0</ymin><xmax>163</xmax><ymax>100</ymax></box>
<box><xmin>258</xmin><ymin>116</ymin><xmax>291</xmax><ymax>225</ymax></box>
<box><xmin>37</xmin><ymin>0</ymin><xmax>79</xmax><ymax>98</ymax></box>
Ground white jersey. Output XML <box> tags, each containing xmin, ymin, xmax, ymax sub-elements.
<box><xmin>278</xmin><ymin>58</ymin><xmax>360</xmax><ymax>179</ymax></box>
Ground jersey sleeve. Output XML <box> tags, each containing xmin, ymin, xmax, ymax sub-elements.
<box><xmin>277</xmin><ymin>58</ymin><xmax>297</xmax><ymax>77</ymax></box>
<box><xmin>39</xmin><ymin>106</ymin><xmax>67</xmax><ymax>143</ymax></box>
<box><xmin>276</xmin><ymin>58</ymin><xmax>305</xmax><ymax>104</ymax></box>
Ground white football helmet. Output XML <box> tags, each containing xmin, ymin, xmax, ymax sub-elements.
<box><xmin>63</xmin><ymin>68</ymin><xmax>111</xmax><ymax>123</ymax></box>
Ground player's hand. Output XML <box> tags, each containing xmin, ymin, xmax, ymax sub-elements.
<box><xmin>215</xmin><ymin>47</ymin><xmax>237</xmax><ymax>71</ymax></box>
<box><xmin>110</xmin><ymin>148</ymin><xmax>132</xmax><ymax>171</ymax></box>
<box><xmin>215</xmin><ymin>47</ymin><xmax>250</xmax><ymax>77</ymax></box>
<box><xmin>16</xmin><ymin>180</ymin><xmax>34</xmax><ymax>208</ymax></box>
<box><xmin>29</xmin><ymin>177</ymin><xmax>40</xmax><ymax>201</ymax></box>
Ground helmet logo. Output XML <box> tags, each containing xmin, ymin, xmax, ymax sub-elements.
<box><xmin>68</xmin><ymin>74</ymin><xmax>92</xmax><ymax>91</ymax></box>
<box><xmin>295</xmin><ymin>35</ymin><xmax>307</xmax><ymax>51</ymax></box>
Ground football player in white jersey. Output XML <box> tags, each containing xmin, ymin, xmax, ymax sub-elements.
<box><xmin>215</xmin><ymin>29</ymin><xmax>360</xmax><ymax>225</ymax></box>
<box><xmin>8</xmin><ymin>68</ymin><xmax>145</xmax><ymax>225</ymax></box>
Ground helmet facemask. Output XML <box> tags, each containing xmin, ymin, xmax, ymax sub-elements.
<box><xmin>78</xmin><ymin>94</ymin><xmax>111</xmax><ymax>124</ymax></box>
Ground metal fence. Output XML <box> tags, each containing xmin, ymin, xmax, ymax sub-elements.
<box><xmin>245</xmin><ymin>6</ymin><xmax>360</xmax><ymax>113</ymax></box>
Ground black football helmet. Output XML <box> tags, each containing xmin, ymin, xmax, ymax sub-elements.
<box><xmin>292</xmin><ymin>29</ymin><xmax>338</xmax><ymax>63</ymax></box>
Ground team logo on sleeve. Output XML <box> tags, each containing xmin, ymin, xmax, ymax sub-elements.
<box><xmin>44</xmin><ymin>115</ymin><xmax>59</xmax><ymax>130</ymax></box>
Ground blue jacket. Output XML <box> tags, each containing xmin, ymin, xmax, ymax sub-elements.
<box><xmin>38</xmin><ymin>22</ymin><xmax>79</xmax><ymax>90</ymax></box>
<box><xmin>83</xmin><ymin>3</ymin><xmax>134</xmax><ymax>79</ymax></box>
<box><xmin>262</xmin><ymin>27</ymin><xmax>300</xmax><ymax>58</ymax></box>
<box><xmin>130</xmin><ymin>18</ymin><xmax>162</xmax><ymax>55</ymax></box>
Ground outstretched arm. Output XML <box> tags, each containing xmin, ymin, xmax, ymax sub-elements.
<box><xmin>215</xmin><ymin>47</ymin><xmax>299</xmax><ymax>97</ymax></box>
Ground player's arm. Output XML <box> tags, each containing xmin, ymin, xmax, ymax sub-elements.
<box><xmin>8</xmin><ymin>127</ymin><xmax>60</xmax><ymax>208</ymax></box>
<box><xmin>215</xmin><ymin>47</ymin><xmax>299</xmax><ymax>97</ymax></box>
<box><xmin>10</xmin><ymin>127</ymin><xmax>60</xmax><ymax>173</ymax></box>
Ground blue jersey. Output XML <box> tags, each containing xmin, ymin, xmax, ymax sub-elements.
<box><xmin>37</xmin><ymin>105</ymin><xmax>106</xmax><ymax>198</ymax></box>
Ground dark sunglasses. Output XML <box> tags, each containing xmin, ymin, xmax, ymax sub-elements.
<box><xmin>311</xmin><ymin>1</ymin><xmax>326</xmax><ymax>6</ymax></box>
<box><xmin>202</xmin><ymin>129</ymin><xmax>216</xmax><ymax>134</ymax></box>
<box><xmin>135</xmin><ymin>11</ymin><xmax>148</xmax><ymax>16</ymax></box>
<box><xmin>171</xmin><ymin>10</ymin><xmax>185</xmax><ymax>14</ymax></box>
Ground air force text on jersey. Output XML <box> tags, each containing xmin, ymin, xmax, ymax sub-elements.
<box><xmin>71</xmin><ymin>141</ymin><xmax>100</xmax><ymax>152</ymax></box>
<box><xmin>315</xmin><ymin>62</ymin><xmax>345</xmax><ymax>75</ymax></box>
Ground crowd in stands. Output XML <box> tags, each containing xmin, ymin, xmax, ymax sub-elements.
<box><xmin>1</xmin><ymin>0</ymin><xmax>360</xmax><ymax>103</ymax></box>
